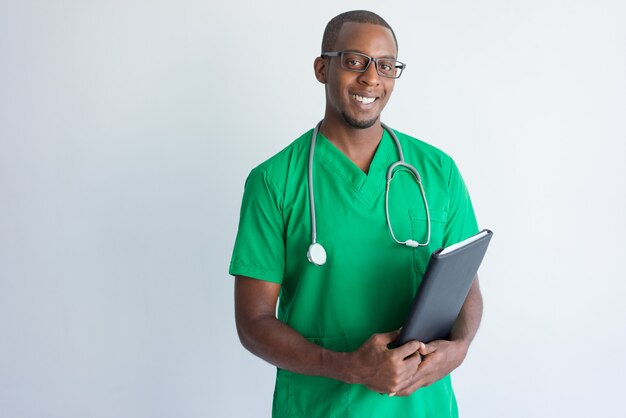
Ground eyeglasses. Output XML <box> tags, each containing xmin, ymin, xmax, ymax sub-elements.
<box><xmin>321</xmin><ymin>51</ymin><xmax>406</xmax><ymax>79</ymax></box>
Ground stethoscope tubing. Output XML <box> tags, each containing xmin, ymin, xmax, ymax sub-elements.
<box><xmin>307</xmin><ymin>120</ymin><xmax>431</xmax><ymax>265</ymax></box>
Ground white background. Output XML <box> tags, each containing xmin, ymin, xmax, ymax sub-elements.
<box><xmin>1</xmin><ymin>1</ymin><xmax>625</xmax><ymax>417</ymax></box>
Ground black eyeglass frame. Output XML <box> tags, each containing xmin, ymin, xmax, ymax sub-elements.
<box><xmin>321</xmin><ymin>51</ymin><xmax>406</xmax><ymax>79</ymax></box>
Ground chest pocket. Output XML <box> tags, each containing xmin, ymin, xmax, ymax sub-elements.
<box><xmin>410</xmin><ymin>209</ymin><xmax>447</xmax><ymax>274</ymax></box>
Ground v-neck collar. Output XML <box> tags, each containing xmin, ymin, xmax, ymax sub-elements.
<box><xmin>315</xmin><ymin>128</ymin><xmax>395</xmax><ymax>204</ymax></box>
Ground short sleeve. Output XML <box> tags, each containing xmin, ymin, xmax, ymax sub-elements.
<box><xmin>229</xmin><ymin>168</ymin><xmax>286</xmax><ymax>283</ymax></box>
<box><xmin>442</xmin><ymin>159</ymin><xmax>479</xmax><ymax>247</ymax></box>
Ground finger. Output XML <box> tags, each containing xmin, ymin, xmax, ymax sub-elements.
<box><xmin>419</xmin><ymin>341</ymin><xmax>439</xmax><ymax>356</ymax></box>
<box><xmin>411</xmin><ymin>354</ymin><xmax>442</xmax><ymax>389</ymax></box>
<box><xmin>379</xmin><ymin>352</ymin><xmax>422</xmax><ymax>397</ymax></box>
<box><xmin>393</xmin><ymin>352</ymin><xmax>424</xmax><ymax>390</ymax></box>
<box><xmin>391</xmin><ymin>339</ymin><xmax>421</xmax><ymax>359</ymax></box>
<box><xmin>404</xmin><ymin>350</ymin><xmax>423</xmax><ymax>369</ymax></box>
<box><xmin>394</xmin><ymin>366</ymin><xmax>427</xmax><ymax>397</ymax></box>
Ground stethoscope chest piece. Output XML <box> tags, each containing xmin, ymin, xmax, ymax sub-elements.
<box><xmin>307</xmin><ymin>242</ymin><xmax>327</xmax><ymax>266</ymax></box>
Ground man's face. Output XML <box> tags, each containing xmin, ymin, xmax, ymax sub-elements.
<box><xmin>320</xmin><ymin>22</ymin><xmax>398</xmax><ymax>130</ymax></box>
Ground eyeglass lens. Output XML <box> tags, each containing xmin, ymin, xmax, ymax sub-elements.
<box><xmin>340</xmin><ymin>52</ymin><xmax>403</xmax><ymax>78</ymax></box>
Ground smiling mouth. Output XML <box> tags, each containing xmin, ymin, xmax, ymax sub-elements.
<box><xmin>352</xmin><ymin>94</ymin><xmax>377</xmax><ymax>104</ymax></box>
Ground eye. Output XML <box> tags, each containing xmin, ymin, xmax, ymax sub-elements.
<box><xmin>378</xmin><ymin>61</ymin><xmax>395</xmax><ymax>74</ymax></box>
<box><xmin>343</xmin><ymin>54</ymin><xmax>367</xmax><ymax>69</ymax></box>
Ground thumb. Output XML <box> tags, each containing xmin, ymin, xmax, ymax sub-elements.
<box><xmin>376</xmin><ymin>329</ymin><xmax>401</xmax><ymax>344</ymax></box>
<box><xmin>381</xmin><ymin>329</ymin><xmax>401</xmax><ymax>341</ymax></box>
<box><xmin>419</xmin><ymin>341</ymin><xmax>439</xmax><ymax>356</ymax></box>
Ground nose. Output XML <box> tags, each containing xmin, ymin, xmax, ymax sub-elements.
<box><xmin>357</xmin><ymin>60</ymin><xmax>381</xmax><ymax>86</ymax></box>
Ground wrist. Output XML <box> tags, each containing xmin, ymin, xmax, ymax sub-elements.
<box><xmin>321</xmin><ymin>349</ymin><xmax>357</xmax><ymax>384</ymax></box>
<box><xmin>449</xmin><ymin>339</ymin><xmax>470</xmax><ymax>363</ymax></box>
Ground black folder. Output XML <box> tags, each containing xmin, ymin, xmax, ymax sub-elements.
<box><xmin>396</xmin><ymin>229</ymin><xmax>493</xmax><ymax>346</ymax></box>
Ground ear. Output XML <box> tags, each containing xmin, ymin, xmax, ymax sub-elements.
<box><xmin>313</xmin><ymin>56</ymin><xmax>327</xmax><ymax>84</ymax></box>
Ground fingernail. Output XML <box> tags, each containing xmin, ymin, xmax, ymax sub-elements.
<box><xmin>388</xmin><ymin>392</ymin><xmax>396</xmax><ymax>397</ymax></box>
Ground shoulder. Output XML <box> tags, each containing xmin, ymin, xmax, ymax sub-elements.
<box><xmin>391</xmin><ymin>128</ymin><xmax>457</xmax><ymax>175</ymax></box>
<box><xmin>248</xmin><ymin>129</ymin><xmax>312</xmax><ymax>179</ymax></box>
<box><xmin>246</xmin><ymin>129</ymin><xmax>312</xmax><ymax>189</ymax></box>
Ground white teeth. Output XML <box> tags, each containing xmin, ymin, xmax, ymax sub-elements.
<box><xmin>353</xmin><ymin>94</ymin><xmax>376</xmax><ymax>104</ymax></box>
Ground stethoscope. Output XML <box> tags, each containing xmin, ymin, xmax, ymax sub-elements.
<box><xmin>307</xmin><ymin>120</ymin><xmax>431</xmax><ymax>266</ymax></box>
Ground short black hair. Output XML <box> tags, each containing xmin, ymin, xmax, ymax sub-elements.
<box><xmin>321</xmin><ymin>10</ymin><xmax>398</xmax><ymax>54</ymax></box>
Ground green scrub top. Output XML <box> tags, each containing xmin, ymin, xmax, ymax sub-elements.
<box><xmin>230</xmin><ymin>128</ymin><xmax>478</xmax><ymax>418</ymax></box>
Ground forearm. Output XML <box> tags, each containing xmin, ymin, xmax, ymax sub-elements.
<box><xmin>449</xmin><ymin>275</ymin><xmax>483</xmax><ymax>350</ymax></box>
<box><xmin>234</xmin><ymin>276</ymin><xmax>351</xmax><ymax>382</ymax></box>
<box><xmin>236</xmin><ymin>311</ymin><xmax>350</xmax><ymax>381</ymax></box>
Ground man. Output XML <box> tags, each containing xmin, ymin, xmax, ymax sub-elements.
<box><xmin>230</xmin><ymin>10</ymin><xmax>482</xmax><ymax>417</ymax></box>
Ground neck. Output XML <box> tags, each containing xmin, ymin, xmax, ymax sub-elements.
<box><xmin>319</xmin><ymin>117</ymin><xmax>384</xmax><ymax>173</ymax></box>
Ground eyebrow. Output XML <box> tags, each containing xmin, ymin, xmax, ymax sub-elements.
<box><xmin>343</xmin><ymin>49</ymin><xmax>397</xmax><ymax>60</ymax></box>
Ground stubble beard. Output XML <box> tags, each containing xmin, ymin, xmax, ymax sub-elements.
<box><xmin>341</xmin><ymin>112</ymin><xmax>379</xmax><ymax>129</ymax></box>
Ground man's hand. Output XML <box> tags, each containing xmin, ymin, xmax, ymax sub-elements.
<box><xmin>393</xmin><ymin>339</ymin><xmax>469</xmax><ymax>396</ymax></box>
<box><xmin>345</xmin><ymin>330</ymin><xmax>425</xmax><ymax>396</ymax></box>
